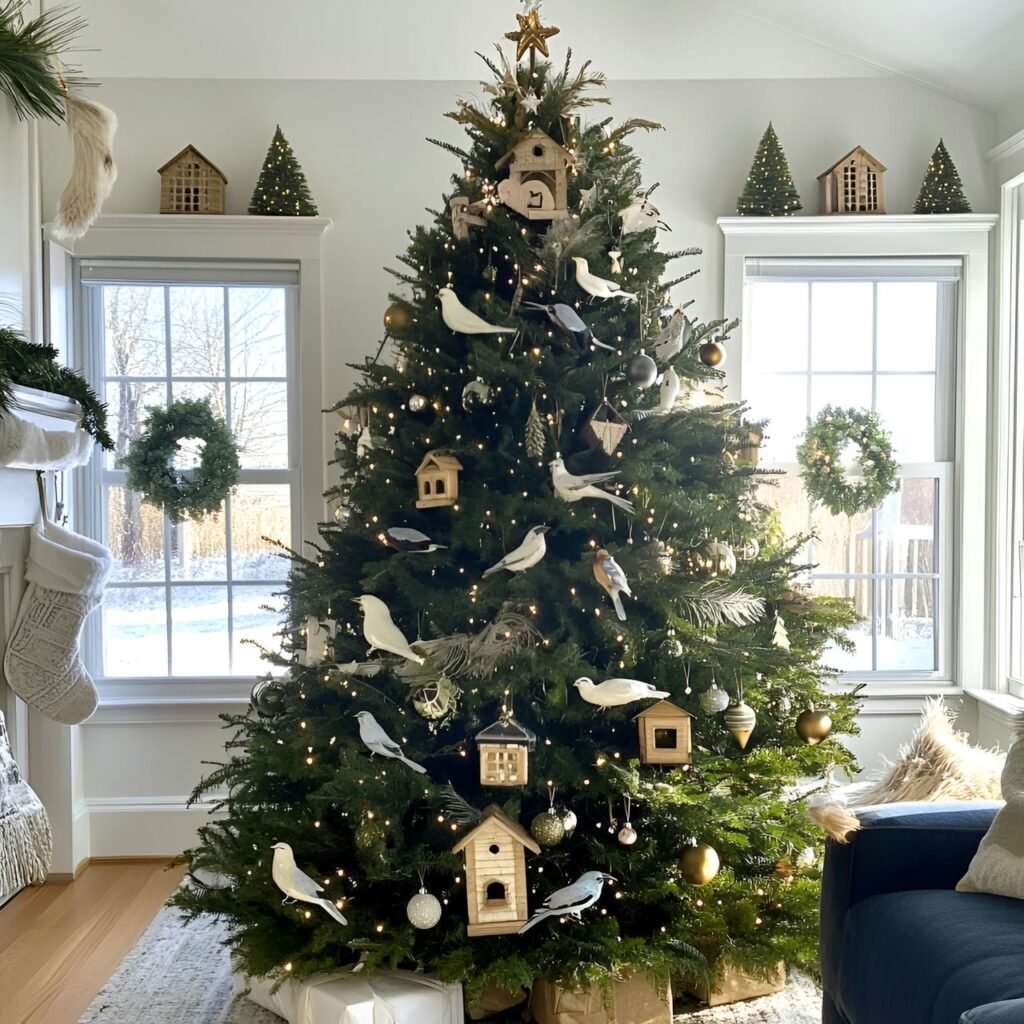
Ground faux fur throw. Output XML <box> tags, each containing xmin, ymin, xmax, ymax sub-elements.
<box><xmin>807</xmin><ymin>698</ymin><xmax>1004</xmax><ymax>842</ymax></box>
<box><xmin>957</xmin><ymin>713</ymin><xmax>1024</xmax><ymax>899</ymax></box>
<box><xmin>0</xmin><ymin>711</ymin><xmax>52</xmax><ymax>892</ymax></box>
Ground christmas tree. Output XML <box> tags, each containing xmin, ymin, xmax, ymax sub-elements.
<box><xmin>736</xmin><ymin>123</ymin><xmax>802</xmax><ymax>216</ymax></box>
<box><xmin>248</xmin><ymin>125</ymin><xmax>319</xmax><ymax>216</ymax></box>
<box><xmin>914</xmin><ymin>138</ymin><xmax>971</xmax><ymax>214</ymax></box>
<box><xmin>175</xmin><ymin>14</ymin><xmax>860</xmax><ymax>1003</ymax></box>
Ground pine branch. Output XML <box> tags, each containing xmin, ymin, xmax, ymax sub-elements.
<box><xmin>426</xmin><ymin>137</ymin><xmax>470</xmax><ymax>162</ymax></box>
<box><xmin>679</xmin><ymin>584</ymin><xmax>766</xmax><ymax>627</ymax></box>
<box><xmin>438</xmin><ymin>784</ymin><xmax>482</xmax><ymax>825</ymax></box>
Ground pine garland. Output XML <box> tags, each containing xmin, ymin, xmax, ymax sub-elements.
<box><xmin>0</xmin><ymin>326</ymin><xmax>112</xmax><ymax>449</ymax></box>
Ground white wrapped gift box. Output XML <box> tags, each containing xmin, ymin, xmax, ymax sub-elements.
<box><xmin>234</xmin><ymin>968</ymin><xmax>464</xmax><ymax>1024</ymax></box>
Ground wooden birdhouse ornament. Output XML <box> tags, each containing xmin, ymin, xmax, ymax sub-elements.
<box><xmin>475</xmin><ymin>715</ymin><xmax>537</xmax><ymax>787</ymax></box>
<box><xmin>158</xmin><ymin>145</ymin><xmax>226</xmax><ymax>215</ymax></box>
<box><xmin>633</xmin><ymin>700</ymin><xmax>692</xmax><ymax>766</ymax></box>
<box><xmin>415</xmin><ymin>450</ymin><xmax>463</xmax><ymax>509</ymax></box>
<box><xmin>818</xmin><ymin>146</ymin><xmax>886</xmax><ymax>214</ymax></box>
<box><xmin>452</xmin><ymin>804</ymin><xmax>541</xmax><ymax>936</ymax></box>
<box><xmin>581</xmin><ymin>399</ymin><xmax>628</xmax><ymax>456</ymax></box>
<box><xmin>495</xmin><ymin>128</ymin><xmax>575</xmax><ymax>221</ymax></box>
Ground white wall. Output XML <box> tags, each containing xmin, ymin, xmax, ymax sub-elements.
<box><xmin>37</xmin><ymin>73</ymin><xmax>998</xmax><ymax>853</ymax></box>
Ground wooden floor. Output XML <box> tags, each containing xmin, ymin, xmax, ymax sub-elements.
<box><xmin>0</xmin><ymin>860</ymin><xmax>185</xmax><ymax>1024</ymax></box>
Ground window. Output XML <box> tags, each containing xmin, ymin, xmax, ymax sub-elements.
<box><xmin>79</xmin><ymin>263</ymin><xmax>299</xmax><ymax>679</ymax></box>
<box><xmin>743</xmin><ymin>259</ymin><xmax>957</xmax><ymax>681</ymax></box>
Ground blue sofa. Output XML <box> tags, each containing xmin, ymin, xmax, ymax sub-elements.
<box><xmin>820</xmin><ymin>802</ymin><xmax>1024</xmax><ymax>1024</ymax></box>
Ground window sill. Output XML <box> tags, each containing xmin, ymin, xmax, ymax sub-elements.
<box><xmin>963</xmin><ymin>688</ymin><xmax>1024</xmax><ymax>727</ymax></box>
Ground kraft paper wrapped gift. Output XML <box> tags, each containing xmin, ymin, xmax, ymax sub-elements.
<box><xmin>235</xmin><ymin>968</ymin><xmax>463</xmax><ymax>1024</ymax></box>
<box><xmin>530</xmin><ymin>971</ymin><xmax>671</xmax><ymax>1024</ymax></box>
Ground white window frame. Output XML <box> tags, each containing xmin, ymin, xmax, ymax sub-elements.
<box><xmin>58</xmin><ymin>214</ymin><xmax>331</xmax><ymax>706</ymax></box>
<box><xmin>719</xmin><ymin>214</ymin><xmax>997</xmax><ymax>698</ymax></box>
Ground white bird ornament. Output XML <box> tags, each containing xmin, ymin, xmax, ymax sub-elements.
<box><xmin>658</xmin><ymin>366</ymin><xmax>681</xmax><ymax>413</ymax></box>
<box><xmin>483</xmin><ymin>525</ymin><xmax>550</xmax><ymax>577</ymax></box>
<box><xmin>352</xmin><ymin>594</ymin><xmax>425</xmax><ymax>664</ymax></box>
<box><xmin>570</xmin><ymin>257</ymin><xmax>636</xmax><ymax>301</ymax></box>
<box><xmin>271</xmin><ymin>842</ymin><xmax>348</xmax><ymax>925</ymax></box>
<box><xmin>651</xmin><ymin>310</ymin><xmax>693</xmax><ymax>363</ymax></box>
<box><xmin>549</xmin><ymin>456</ymin><xmax>635</xmax><ymax>514</ymax></box>
<box><xmin>438</xmin><ymin>287</ymin><xmax>517</xmax><ymax>335</ymax></box>
<box><xmin>573</xmin><ymin>676</ymin><xmax>670</xmax><ymax>707</ymax></box>
<box><xmin>518</xmin><ymin>870</ymin><xmax>616</xmax><ymax>934</ymax></box>
<box><xmin>354</xmin><ymin>710</ymin><xmax>427</xmax><ymax>773</ymax></box>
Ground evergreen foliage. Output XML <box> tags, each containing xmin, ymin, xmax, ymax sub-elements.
<box><xmin>0</xmin><ymin>0</ymin><xmax>87</xmax><ymax>122</ymax></box>
<box><xmin>914</xmin><ymin>139</ymin><xmax>971</xmax><ymax>214</ymax></box>
<box><xmin>736</xmin><ymin>123</ymin><xmax>802</xmax><ymax>216</ymax></box>
<box><xmin>174</xmin><ymin>43</ymin><xmax>860</xmax><ymax>1000</ymax></box>
<box><xmin>0</xmin><ymin>326</ymin><xmax>112</xmax><ymax>448</ymax></box>
<box><xmin>248</xmin><ymin>125</ymin><xmax>319</xmax><ymax>216</ymax></box>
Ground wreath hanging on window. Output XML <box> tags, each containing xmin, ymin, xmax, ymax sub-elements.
<box><xmin>121</xmin><ymin>398</ymin><xmax>240</xmax><ymax>523</ymax></box>
<box><xmin>796</xmin><ymin>405</ymin><xmax>899</xmax><ymax>517</ymax></box>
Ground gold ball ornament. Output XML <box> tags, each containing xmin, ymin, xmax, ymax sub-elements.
<box><xmin>680</xmin><ymin>842</ymin><xmax>721</xmax><ymax>885</ymax></box>
<box><xmin>687</xmin><ymin>540</ymin><xmax>737</xmax><ymax>578</ymax></box>
<box><xmin>774</xmin><ymin>857</ymin><xmax>796</xmax><ymax>880</ymax></box>
<box><xmin>406</xmin><ymin>887</ymin><xmax>443</xmax><ymax>929</ymax></box>
<box><xmin>355</xmin><ymin>819</ymin><xmax>386</xmax><ymax>850</ymax></box>
<box><xmin>530</xmin><ymin>811</ymin><xmax>565</xmax><ymax>847</ymax></box>
<box><xmin>795</xmin><ymin>707</ymin><xmax>833</xmax><ymax>745</ymax></box>
<box><xmin>384</xmin><ymin>303</ymin><xmax>412</xmax><ymax>334</ymax></box>
<box><xmin>724</xmin><ymin>701</ymin><xmax>757</xmax><ymax>749</ymax></box>
<box><xmin>618</xmin><ymin>823</ymin><xmax>638</xmax><ymax>846</ymax></box>
<box><xmin>698</xmin><ymin>339</ymin><xmax>726</xmax><ymax>367</ymax></box>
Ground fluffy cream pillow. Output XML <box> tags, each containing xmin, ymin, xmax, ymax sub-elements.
<box><xmin>957</xmin><ymin>715</ymin><xmax>1024</xmax><ymax>899</ymax></box>
<box><xmin>808</xmin><ymin>699</ymin><xmax>1004</xmax><ymax>843</ymax></box>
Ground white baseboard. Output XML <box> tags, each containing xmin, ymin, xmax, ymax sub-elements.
<box><xmin>86</xmin><ymin>795</ymin><xmax>224</xmax><ymax>857</ymax></box>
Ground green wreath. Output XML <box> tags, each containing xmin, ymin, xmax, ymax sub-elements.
<box><xmin>796</xmin><ymin>405</ymin><xmax>899</xmax><ymax>517</ymax></box>
<box><xmin>122</xmin><ymin>398</ymin><xmax>240</xmax><ymax>523</ymax></box>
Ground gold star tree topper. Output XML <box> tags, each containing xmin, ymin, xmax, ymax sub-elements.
<box><xmin>505</xmin><ymin>7</ymin><xmax>560</xmax><ymax>69</ymax></box>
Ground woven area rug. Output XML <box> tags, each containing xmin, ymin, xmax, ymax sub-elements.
<box><xmin>80</xmin><ymin>905</ymin><xmax>821</xmax><ymax>1023</ymax></box>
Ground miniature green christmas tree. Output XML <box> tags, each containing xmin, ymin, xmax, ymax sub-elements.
<box><xmin>248</xmin><ymin>126</ymin><xmax>319</xmax><ymax>216</ymax></box>
<box><xmin>736</xmin><ymin>122</ymin><xmax>802</xmax><ymax>216</ymax></box>
<box><xmin>914</xmin><ymin>139</ymin><xmax>971</xmax><ymax>214</ymax></box>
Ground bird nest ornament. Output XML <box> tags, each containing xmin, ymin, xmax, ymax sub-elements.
<box><xmin>797</xmin><ymin>405</ymin><xmax>899</xmax><ymax>517</ymax></box>
<box><xmin>581</xmin><ymin>399</ymin><xmax>628</xmax><ymax>455</ymax></box>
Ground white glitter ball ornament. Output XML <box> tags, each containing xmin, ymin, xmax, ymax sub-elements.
<box><xmin>406</xmin><ymin>888</ymin><xmax>442</xmax><ymax>929</ymax></box>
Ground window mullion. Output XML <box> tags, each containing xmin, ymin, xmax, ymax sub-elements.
<box><xmin>224</xmin><ymin>285</ymin><xmax>236</xmax><ymax>670</ymax></box>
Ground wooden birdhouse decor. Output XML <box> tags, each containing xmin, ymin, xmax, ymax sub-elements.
<box><xmin>633</xmin><ymin>700</ymin><xmax>692</xmax><ymax>766</ymax></box>
<box><xmin>158</xmin><ymin>145</ymin><xmax>226</xmax><ymax>215</ymax></box>
<box><xmin>475</xmin><ymin>715</ymin><xmax>537</xmax><ymax>787</ymax></box>
<box><xmin>415</xmin><ymin>450</ymin><xmax>463</xmax><ymax>509</ymax></box>
<box><xmin>452</xmin><ymin>804</ymin><xmax>541</xmax><ymax>936</ymax></box>
<box><xmin>818</xmin><ymin>146</ymin><xmax>886</xmax><ymax>214</ymax></box>
<box><xmin>581</xmin><ymin>399</ymin><xmax>629</xmax><ymax>456</ymax></box>
<box><xmin>495</xmin><ymin>128</ymin><xmax>575</xmax><ymax>221</ymax></box>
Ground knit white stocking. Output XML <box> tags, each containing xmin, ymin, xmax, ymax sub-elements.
<box><xmin>2</xmin><ymin>520</ymin><xmax>112</xmax><ymax>725</ymax></box>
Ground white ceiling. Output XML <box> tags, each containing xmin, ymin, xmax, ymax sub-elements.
<box><xmin>70</xmin><ymin>0</ymin><xmax>1024</xmax><ymax>112</ymax></box>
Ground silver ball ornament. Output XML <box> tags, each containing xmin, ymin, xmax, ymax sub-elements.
<box><xmin>699</xmin><ymin>684</ymin><xmax>730</xmax><ymax>714</ymax></box>
<box><xmin>408</xmin><ymin>394</ymin><xmax>429</xmax><ymax>413</ymax></box>
<box><xmin>618</xmin><ymin>823</ymin><xmax>638</xmax><ymax>846</ymax></box>
<box><xmin>560</xmin><ymin>809</ymin><xmax>578</xmax><ymax>837</ymax></box>
<box><xmin>627</xmin><ymin>350</ymin><xmax>658</xmax><ymax>389</ymax></box>
<box><xmin>406</xmin><ymin>888</ymin><xmax>442</xmax><ymax>929</ymax></box>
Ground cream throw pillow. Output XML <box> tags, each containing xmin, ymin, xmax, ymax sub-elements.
<box><xmin>957</xmin><ymin>714</ymin><xmax>1024</xmax><ymax>900</ymax></box>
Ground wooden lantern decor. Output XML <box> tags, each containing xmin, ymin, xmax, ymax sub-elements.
<box><xmin>818</xmin><ymin>146</ymin><xmax>886</xmax><ymax>214</ymax></box>
<box><xmin>581</xmin><ymin>399</ymin><xmax>628</xmax><ymax>456</ymax></box>
<box><xmin>495</xmin><ymin>128</ymin><xmax>575</xmax><ymax>221</ymax></box>
<box><xmin>475</xmin><ymin>716</ymin><xmax>537</xmax><ymax>787</ymax></box>
<box><xmin>633</xmin><ymin>700</ymin><xmax>692</xmax><ymax>766</ymax></box>
<box><xmin>452</xmin><ymin>804</ymin><xmax>541</xmax><ymax>936</ymax></box>
<box><xmin>415</xmin><ymin>450</ymin><xmax>463</xmax><ymax>509</ymax></box>
<box><xmin>158</xmin><ymin>145</ymin><xmax>226</xmax><ymax>215</ymax></box>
